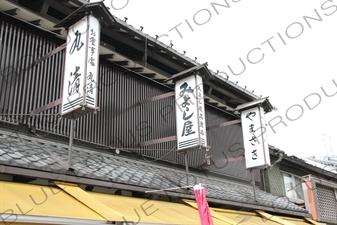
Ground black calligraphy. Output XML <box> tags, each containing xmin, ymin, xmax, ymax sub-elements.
<box><xmin>248</xmin><ymin>124</ymin><xmax>257</xmax><ymax>146</ymax></box>
<box><xmin>251</xmin><ymin>150</ymin><xmax>258</xmax><ymax>159</ymax></box>
<box><xmin>180</xmin><ymin>82</ymin><xmax>195</xmax><ymax>137</ymax></box>
<box><xmin>247</xmin><ymin>112</ymin><xmax>258</xmax><ymax>160</ymax></box>
<box><xmin>69</xmin><ymin>30</ymin><xmax>84</xmax><ymax>55</ymax></box>
<box><xmin>246</xmin><ymin>112</ymin><xmax>256</xmax><ymax>121</ymax></box>
<box><xmin>86</xmin><ymin>72</ymin><xmax>95</xmax><ymax>95</ymax></box>
<box><xmin>88</xmin><ymin>57</ymin><xmax>95</xmax><ymax>66</ymax></box>
<box><xmin>68</xmin><ymin>66</ymin><xmax>81</xmax><ymax>95</ymax></box>
<box><xmin>88</xmin><ymin>29</ymin><xmax>96</xmax><ymax>66</ymax></box>
<box><xmin>182</xmin><ymin>111</ymin><xmax>193</xmax><ymax>120</ymax></box>
<box><xmin>197</xmin><ymin>84</ymin><xmax>205</xmax><ymax>136</ymax></box>
<box><xmin>179</xmin><ymin>82</ymin><xmax>193</xmax><ymax>97</ymax></box>
<box><xmin>85</xmin><ymin>29</ymin><xmax>97</xmax><ymax>99</ymax></box>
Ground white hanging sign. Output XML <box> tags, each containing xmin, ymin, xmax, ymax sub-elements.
<box><xmin>175</xmin><ymin>74</ymin><xmax>207</xmax><ymax>151</ymax></box>
<box><xmin>241</xmin><ymin>106</ymin><xmax>271</xmax><ymax>169</ymax></box>
<box><xmin>61</xmin><ymin>15</ymin><xmax>100</xmax><ymax>118</ymax></box>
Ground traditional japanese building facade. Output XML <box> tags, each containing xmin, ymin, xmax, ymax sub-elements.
<box><xmin>0</xmin><ymin>0</ymin><xmax>268</xmax><ymax>184</ymax></box>
<box><xmin>0</xmin><ymin>0</ymin><xmax>330</xmax><ymax>224</ymax></box>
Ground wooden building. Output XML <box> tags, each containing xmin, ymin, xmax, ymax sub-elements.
<box><xmin>0</xmin><ymin>0</ymin><xmax>328</xmax><ymax>224</ymax></box>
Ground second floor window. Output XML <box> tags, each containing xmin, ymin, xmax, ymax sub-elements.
<box><xmin>282</xmin><ymin>172</ymin><xmax>304</xmax><ymax>200</ymax></box>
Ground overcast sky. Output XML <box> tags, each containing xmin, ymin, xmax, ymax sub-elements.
<box><xmin>104</xmin><ymin>0</ymin><xmax>337</xmax><ymax>159</ymax></box>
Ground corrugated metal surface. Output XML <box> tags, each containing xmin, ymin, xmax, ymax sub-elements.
<box><xmin>0</xmin><ymin>14</ymin><xmax>254</xmax><ymax>181</ymax></box>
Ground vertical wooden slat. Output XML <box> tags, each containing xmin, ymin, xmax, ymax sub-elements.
<box><xmin>0</xmin><ymin>14</ymin><xmax>251</xmax><ymax>180</ymax></box>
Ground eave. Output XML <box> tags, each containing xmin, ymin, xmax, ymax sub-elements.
<box><xmin>0</xmin><ymin>0</ymin><xmax>272</xmax><ymax>113</ymax></box>
<box><xmin>269</xmin><ymin>146</ymin><xmax>337</xmax><ymax>183</ymax></box>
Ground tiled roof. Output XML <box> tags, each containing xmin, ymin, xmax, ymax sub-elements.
<box><xmin>0</xmin><ymin>129</ymin><xmax>306</xmax><ymax>213</ymax></box>
<box><xmin>306</xmin><ymin>156</ymin><xmax>337</xmax><ymax>166</ymax></box>
<box><xmin>305</xmin><ymin>157</ymin><xmax>337</xmax><ymax>173</ymax></box>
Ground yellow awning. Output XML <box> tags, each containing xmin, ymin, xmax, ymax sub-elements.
<box><xmin>1</xmin><ymin>180</ymin><xmax>224</xmax><ymax>224</ymax></box>
<box><xmin>183</xmin><ymin>199</ymin><xmax>325</xmax><ymax>225</ymax></box>
<box><xmin>183</xmin><ymin>199</ymin><xmax>281</xmax><ymax>225</ymax></box>
<box><xmin>0</xmin><ymin>181</ymin><xmax>326</xmax><ymax>225</ymax></box>
<box><xmin>304</xmin><ymin>218</ymin><xmax>325</xmax><ymax>225</ymax></box>
<box><xmin>0</xmin><ymin>181</ymin><xmax>105</xmax><ymax>222</ymax></box>
<box><xmin>256</xmin><ymin>210</ymin><xmax>326</xmax><ymax>225</ymax></box>
<box><xmin>88</xmin><ymin>191</ymin><xmax>225</xmax><ymax>224</ymax></box>
<box><xmin>256</xmin><ymin>210</ymin><xmax>300</xmax><ymax>225</ymax></box>
<box><xmin>54</xmin><ymin>182</ymin><xmax>125</xmax><ymax>221</ymax></box>
<box><xmin>55</xmin><ymin>182</ymin><xmax>226</xmax><ymax>224</ymax></box>
<box><xmin>212</xmin><ymin>208</ymin><xmax>281</xmax><ymax>225</ymax></box>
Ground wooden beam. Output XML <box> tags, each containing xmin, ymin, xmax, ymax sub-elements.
<box><xmin>139</xmin><ymin>136</ymin><xmax>176</xmax><ymax>147</ymax></box>
<box><xmin>51</xmin><ymin>29</ymin><xmax>63</xmax><ymax>35</ymax></box>
<box><xmin>207</xmin><ymin>119</ymin><xmax>241</xmax><ymax>130</ymax></box>
<box><xmin>154</xmin><ymin>78</ymin><xmax>167</xmax><ymax>83</ymax></box>
<box><xmin>4</xmin><ymin>8</ymin><xmax>20</xmax><ymax>15</ymax></box>
<box><xmin>138</xmin><ymin>91</ymin><xmax>174</xmax><ymax>105</ymax></box>
<box><xmin>129</xmin><ymin>36</ymin><xmax>142</xmax><ymax>41</ymax></box>
<box><xmin>129</xmin><ymin>67</ymin><xmax>144</xmax><ymax>72</ymax></box>
<box><xmin>140</xmin><ymin>73</ymin><xmax>156</xmax><ymax>78</ymax></box>
<box><xmin>30</xmin><ymin>19</ymin><xmax>43</xmax><ymax>26</ymax></box>
<box><xmin>209</xmin><ymin>102</ymin><xmax>219</xmax><ymax>107</ymax></box>
<box><xmin>40</xmin><ymin>2</ymin><xmax>50</xmax><ymax>14</ymax></box>
<box><xmin>211</xmin><ymin>156</ymin><xmax>244</xmax><ymax>164</ymax></box>
<box><xmin>33</xmin><ymin>43</ymin><xmax>66</xmax><ymax>66</ymax></box>
<box><xmin>207</xmin><ymin>82</ymin><xmax>247</xmax><ymax>104</ymax></box>
<box><xmin>101</xmin><ymin>28</ymin><xmax>187</xmax><ymax>72</ymax></box>
<box><xmin>114</xmin><ymin>60</ymin><xmax>130</xmax><ymax>66</ymax></box>
<box><xmin>112</xmin><ymin>28</ymin><xmax>128</xmax><ymax>33</ymax></box>
<box><xmin>44</xmin><ymin>0</ymin><xmax>74</xmax><ymax>15</ymax></box>
<box><xmin>100</xmin><ymin>54</ymin><xmax>115</xmax><ymax>60</ymax></box>
<box><xmin>30</xmin><ymin>98</ymin><xmax>62</xmax><ymax>116</ymax></box>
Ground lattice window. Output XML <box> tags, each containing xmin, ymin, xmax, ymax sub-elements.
<box><xmin>317</xmin><ymin>185</ymin><xmax>337</xmax><ymax>221</ymax></box>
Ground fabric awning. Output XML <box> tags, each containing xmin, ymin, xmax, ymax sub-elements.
<box><xmin>54</xmin><ymin>182</ymin><xmax>125</xmax><ymax>221</ymax></box>
<box><xmin>55</xmin><ymin>182</ymin><xmax>225</xmax><ymax>224</ymax></box>
<box><xmin>1</xmin><ymin>180</ymin><xmax>224</xmax><ymax>224</ymax></box>
<box><xmin>183</xmin><ymin>199</ymin><xmax>280</xmax><ymax>225</ymax></box>
<box><xmin>0</xmin><ymin>181</ymin><xmax>106</xmax><ymax>223</ymax></box>
<box><xmin>88</xmin><ymin>191</ymin><xmax>225</xmax><ymax>224</ymax></box>
<box><xmin>183</xmin><ymin>199</ymin><xmax>324</xmax><ymax>225</ymax></box>
<box><xmin>0</xmin><ymin>181</ymin><xmax>326</xmax><ymax>225</ymax></box>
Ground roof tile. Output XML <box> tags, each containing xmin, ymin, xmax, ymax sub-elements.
<box><xmin>0</xmin><ymin>149</ymin><xmax>6</xmax><ymax>156</ymax></box>
<box><xmin>0</xmin><ymin>130</ymin><xmax>307</xmax><ymax>213</ymax></box>
<box><xmin>0</xmin><ymin>154</ymin><xmax>11</xmax><ymax>164</ymax></box>
<box><xmin>26</xmin><ymin>155</ymin><xmax>41</xmax><ymax>162</ymax></box>
<box><xmin>32</xmin><ymin>161</ymin><xmax>49</xmax><ymax>169</ymax></box>
<box><xmin>11</xmin><ymin>158</ymin><xmax>31</xmax><ymax>167</ymax></box>
<box><xmin>7</xmin><ymin>152</ymin><xmax>24</xmax><ymax>159</ymax></box>
<box><xmin>107</xmin><ymin>172</ymin><xmax>119</xmax><ymax>181</ymax></box>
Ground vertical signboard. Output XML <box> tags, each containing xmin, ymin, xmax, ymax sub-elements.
<box><xmin>61</xmin><ymin>15</ymin><xmax>100</xmax><ymax>118</ymax></box>
<box><xmin>85</xmin><ymin>15</ymin><xmax>100</xmax><ymax>108</ymax></box>
<box><xmin>196</xmin><ymin>75</ymin><xmax>207</xmax><ymax>146</ymax></box>
<box><xmin>175</xmin><ymin>74</ymin><xmax>207</xmax><ymax>151</ymax></box>
<box><xmin>241</xmin><ymin>106</ymin><xmax>270</xmax><ymax>169</ymax></box>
